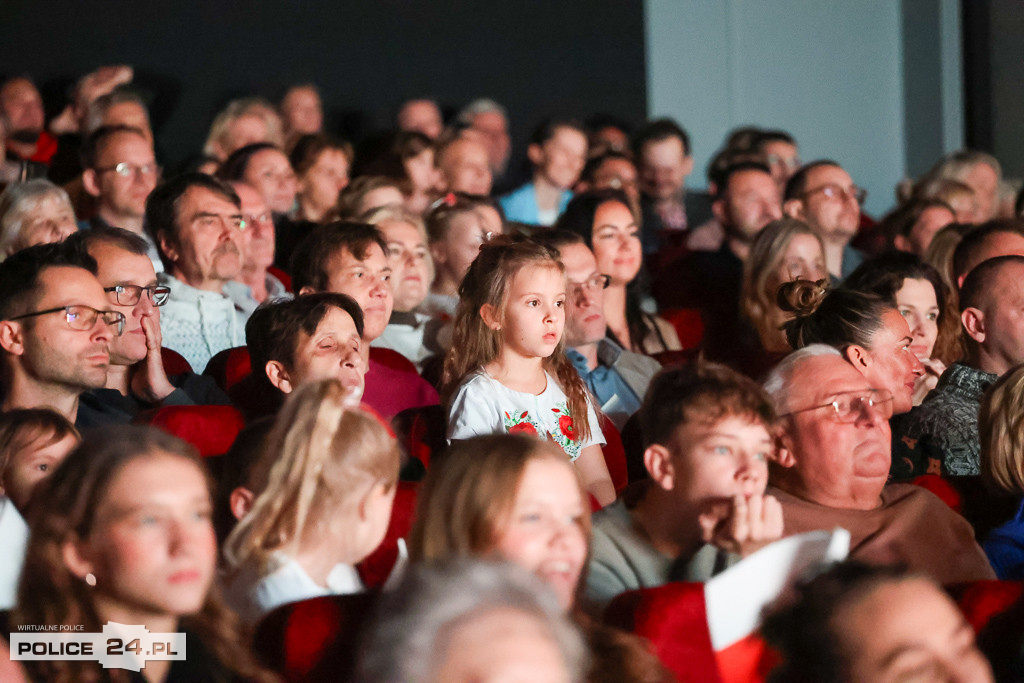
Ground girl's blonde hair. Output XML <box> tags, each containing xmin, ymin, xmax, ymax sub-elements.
<box><xmin>980</xmin><ymin>364</ymin><xmax>1024</xmax><ymax>494</ymax></box>
<box><xmin>409</xmin><ymin>435</ymin><xmax>591</xmax><ymax>563</ymax></box>
<box><xmin>440</xmin><ymin>236</ymin><xmax>593</xmax><ymax>441</ymax></box>
<box><xmin>223</xmin><ymin>380</ymin><xmax>399</xmax><ymax>573</ymax></box>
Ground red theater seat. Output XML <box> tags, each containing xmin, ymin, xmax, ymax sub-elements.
<box><xmin>160</xmin><ymin>347</ymin><xmax>193</xmax><ymax>375</ymax></box>
<box><xmin>204</xmin><ymin>346</ymin><xmax>252</xmax><ymax>393</ymax></box>
<box><xmin>136</xmin><ymin>404</ymin><xmax>246</xmax><ymax>457</ymax></box>
<box><xmin>660</xmin><ymin>308</ymin><xmax>705</xmax><ymax>350</ymax></box>
<box><xmin>599</xmin><ymin>414</ymin><xmax>628</xmax><ymax>494</ymax></box>
<box><xmin>267</xmin><ymin>265</ymin><xmax>293</xmax><ymax>292</ymax></box>
<box><xmin>910</xmin><ymin>474</ymin><xmax>963</xmax><ymax>513</ymax></box>
<box><xmin>356</xmin><ymin>481</ymin><xmax>418</xmax><ymax>589</ymax></box>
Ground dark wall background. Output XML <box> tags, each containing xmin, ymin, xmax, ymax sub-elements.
<box><xmin>0</xmin><ymin>0</ymin><xmax>646</xmax><ymax>170</ymax></box>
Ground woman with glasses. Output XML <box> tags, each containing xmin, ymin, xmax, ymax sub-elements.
<box><xmin>66</xmin><ymin>227</ymin><xmax>231</xmax><ymax>425</ymax></box>
<box><xmin>556</xmin><ymin>188</ymin><xmax>681</xmax><ymax>355</ymax></box>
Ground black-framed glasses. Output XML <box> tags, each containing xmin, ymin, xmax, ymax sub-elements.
<box><xmin>782</xmin><ymin>388</ymin><xmax>894</xmax><ymax>423</ymax></box>
<box><xmin>94</xmin><ymin>162</ymin><xmax>160</xmax><ymax>178</ymax></box>
<box><xmin>8</xmin><ymin>305</ymin><xmax>125</xmax><ymax>336</ymax></box>
<box><xmin>568</xmin><ymin>273</ymin><xmax>611</xmax><ymax>297</ymax></box>
<box><xmin>804</xmin><ymin>183</ymin><xmax>868</xmax><ymax>206</ymax></box>
<box><xmin>104</xmin><ymin>284</ymin><xmax>171</xmax><ymax>307</ymax></box>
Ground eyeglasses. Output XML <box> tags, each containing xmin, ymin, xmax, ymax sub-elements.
<box><xmin>804</xmin><ymin>183</ymin><xmax>868</xmax><ymax>206</ymax></box>
<box><xmin>8</xmin><ymin>305</ymin><xmax>126</xmax><ymax>336</ymax></box>
<box><xmin>568</xmin><ymin>273</ymin><xmax>611</xmax><ymax>297</ymax></box>
<box><xmin>765</xmin><ymin>154</ymin><xmax>802</xmax><ymax>171</ymax></box>
<box><xmin>104</xmin><ymin>284</ymin><xmax>171</xmax><ymax>307</ymax></box>
<box><xmin>95</xmin><ymin>162</ymin><xmax>160</xmax><ymax>178</ymax></box>
<box><xmin>782</xmin><ymin>388</ymin><xmax>894</xmax><ymax>423</ymax></box>
<box><xmin>240</xmin><ymin>212</ymin><xmax>273</xmax><ymax>230</ymax></box>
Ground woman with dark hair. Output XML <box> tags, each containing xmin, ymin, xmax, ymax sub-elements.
<box><xmin>289</xmin><ymin>134</ymin><xmax>352</xmax><ymax>223</ymax></box>
<box><xmin>781</xmin><ymin>281</ymin><xmax>924</xmax><ymax>417</ymax></box>
<box><xmin>762</xmin><ymin>562</ymin><xmax>993</xmax><ymax>682</ymax></box>
<box><xmin>556</xmin><ymin>188</ymin><xmax>681</xmax><ymax>355</ymax></box>
<box><xmin>6</xmin><ymin>425</ymin><xmax>273</xmax><ymax>682</ymax></box>
<box><xmin>217</xmin><ymin>142</ymin><xmax>297</xmax><ymax>215</ymax></box>
<box><xmin>844</xmin><ymin>252</ymin><xmax>952</xmax><ymax>404</ymax></box>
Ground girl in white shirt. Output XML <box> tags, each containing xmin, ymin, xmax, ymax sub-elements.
<box><xmin>442</xmin><ymin>237</ymin><xmax>614</xmax><ymax>506</ymax></box>
<box><xmin>222</xmin><ymin>379</ymin><xmax>399</xmax><ymax>625</ymax></box>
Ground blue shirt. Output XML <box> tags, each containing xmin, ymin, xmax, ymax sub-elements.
<box><xmin>983</xmin><ymin>497</ymin><xmax>1024</xmax><ymax>579</ymax></box>
<box><xmin>567</xmin><ymin>344</ymin><xmax>642</xmax><ymax>430</ymax></box>
<box><xmin>499</xmin><ymin>181</ymin><xmax>573</xmax><ymax>226</ymax></box>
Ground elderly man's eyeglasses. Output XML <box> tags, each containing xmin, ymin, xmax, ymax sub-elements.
<box><xmin>95</xmin><ymin>162</ymin><xmax>160</xmax><ymax>178</ymax></box>
<box><xmin>8</xmin><ymin>305</ymin><xmax>126</xmax><ymax>336</ymax></box>
<box><xmin>782</xmin><ymin>388</ymin><xmax>894</xmax><ymax>423</ymax></box>
<box><xmin>804</xmin><ymin>183</ymin><xmax>868</xmax><ymax>206</ymax></box>
<box><xmin>104</xmin><ymin>284</ymin><xmax>171</xmax><ymax>307</ymax></box>
<box><xmin>568</xmin><ymin>274</ymin><xmax>611</xmax><ymax>298</ymax></box>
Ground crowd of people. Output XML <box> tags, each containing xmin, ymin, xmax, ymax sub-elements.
<box><xmin>1</xmin><ymin>64</ymin><xmax>1023</xmax><ymax>681</ymax></box>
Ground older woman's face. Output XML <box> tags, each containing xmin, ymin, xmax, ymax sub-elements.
<box><xmin>590</xmin><ymin>200</ymin><xmax>641</xmax><ymax>286</ymax></box>
<box><xmin>836</xmin><ymin>578</ymin><xmax>993</xmax><ymax>683</ymax></box>
<box><xmin>243</xmin><ymin>148</ymin><xmax>297</xmax><ymax>214</ymax></box>
<box><xmin>12</xmin><ymin>196</ymin><xmax>77</xmax><ymax>254</ymax></box>
<box><xmin>379</xmin><ymin>220</ymin><xmax>432</xmax><ymax>313</ymax></box>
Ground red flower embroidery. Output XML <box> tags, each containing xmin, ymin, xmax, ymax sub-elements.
<box><xmin>558</xmin><ymin>415</ymin><xmax>576</xmax><ymax>440</ymax></box>
<box><xmin>510</xmin><ymin>422</ymin><xmax>538</xmax><ymax>436</ymax></box>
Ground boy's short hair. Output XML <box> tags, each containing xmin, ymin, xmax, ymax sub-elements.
<box><xmin>639</xmin><ymin>361</ymin><xmax>775</xmax><ymax>449</ymax></box>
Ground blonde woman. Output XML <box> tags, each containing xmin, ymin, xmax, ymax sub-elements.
<box><xmin>222</xmin><ymin>379</ymin><xmax>399</xmax><ymax>625</ymax></box>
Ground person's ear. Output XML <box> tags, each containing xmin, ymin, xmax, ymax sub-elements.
<box><xmin>527</xmin><ymin>143</ymin><xmax>544</xmax><ymax>167</ymax></box>
<box><xmin>429</xmin><ymin>242</ymin><xmax>448</xmax><ymax>267</ymax></box>
<box><xmin>844</xmin><ymin>344</ymin><xmax>871</xmax><ymax>370</ymax></box>
<box><xmin>0</xmin><ymin>320</ymin><xmax>25</xmax><ymax>356</ymax></box>
<box><xmin>772</xmin><ymin>422</ymin><xmax>798</xmax><ymax>468</ymax></box>
<box><xmin>893</xmin><ymin>234</ymin><xmax>912</xmax><ymax>253</ymax></box>
<box><xmin>82</xmin><ymin>169</ymin><xmax>101</xmax><ymax>198</ymax></box>
<box><xmin>643</xmin><ymin>444</ymin><xmax>676</xmax><ymax>491</ymax></box>
<box><xmin>680</xmin><ymin>154</ymin><xmax>694</xmax><ymax>179</ymax></box>
<box><xmin>229</xmin><ymin>486</ymin><xmax>255</xmax><ymax>521</ymax></box>
<box><xmin>298</xmin><ymin>286</ymin><xmax>316</xmax><ymax>296</ymax></box>
<box><xmin>480</xmin><ymin>303</ymin><xmax>501</xmax><ymax>332</ymax></box>
<box><xmin>783</xmin><ymin>198</ymin><xmax>806</xmax><ymax>220</ymax></box>
<box><xmin>711</xmin><ymin>197</ymin><xmax>727</xmax><ymax>225</ymax></box>
<box><xmin>158</xmin><ymin>232</ymin><xmax>179</xmax><ymax>265</ymax></box>
<box><xmin>61</xmin><ymin>536</ymin><xmax>96</xmax><ymax>584</ymax></box>
<box><xmin>265</xmin><ymin>360</ymin><xmax>293</xmax><ymax>394</ymax></box>
<box><xmin>962</xmin><ymin>307</ymin><xmax>986</xmax><ymax>344</ymax></box>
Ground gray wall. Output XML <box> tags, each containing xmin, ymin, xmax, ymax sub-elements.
<box><xmin>644</xmin><ymin>0</ymin><xmax>963</xmax><ymax>217</ymax></box>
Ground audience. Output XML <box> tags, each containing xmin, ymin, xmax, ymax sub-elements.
<box><xmin>147</xmin><ymin>172</ymin><xmax>247</xmax><ymax>372</ymax></box>
<box><xmin>764</xmin><ymin>345</ymin><xmax>994</xmax><ymax>583</ymax></box>
<box><xmin>500</xmin><ymin>119</ymin><xmax>588</xmax><ymax>226</ymax></box>
<box><xmin>222</xmin><ymin>379</ymin><xmax>398</xmax><ymax>625</ymax></box>
<box><xmin>4</xmin><ymin>60</ymin><xmax>1024</xmax><ymax>683</ymax></box>
<box><xmin>0</xmin><ymin>242</ymin><xmax>123</xmax><ymax>423</ymax></box>
<box><xmin>895</xmin><ymin>255</ymin><xmax>1024</xmax><ymax>478</ymax></box>
<box><xmin>0</xmin><ymin>179</ymin><xmax>78</xmax><ymax>257</ymax></box>
<box><xmin>441</xmin><ymin>237</ymin><xmax>614</xmax><ymax>506</ymax></box>
<box><xmin>587</xmin><ymin>363</ymin><xmax>782</xmax><ymax>607</ymax></box>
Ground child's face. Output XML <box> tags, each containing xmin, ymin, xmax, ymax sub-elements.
<box><xmin>669</xmin><ymin>414</ymin><xmax>772</xmax><ymax>511</ymax></box>
<box><xmin>498</xmin><ymin>263</ymin><xmax>566</xmax><ymax>361</ymax></box>
<box><xmin>2</xmin><ymin>433</ymin><xmax>78</xmax><ymax>511</ymax></box>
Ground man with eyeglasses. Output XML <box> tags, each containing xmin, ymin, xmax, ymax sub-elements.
<box><xmin>783</xmin><ymin>160</ymin><xmax>866</xmax><ymax>280</ymax></box>
<box><xmin>67</xmin><ymin>227</ymin><xmax>231</xmax><ymax>425</ymax></box>
<box><xmin>145</xmin><ymin>173</ymin><xmax>247</xmax><ymax>373</ymax></box>
<box><xmin>224</xmin><ymin>182</ymin><xmax>290</xmax><ymax>316</ymax></box>
<box><xmin>763</xmin><ymin>345</ymin><xmax>994</xmax><ymax>584</ymax></box>
<box><xmin>541</xmin><ymin>231</ymin><xmax>659</xmax><ymax>430</ymax></box>
<box><xmin>0</xmin><ymin>241</ymin><xmax>122</xmax><ymax>424</ymax></box>
<box><xmin>81</xmin><ymin>125</ymin><xmax>162</xmax><ymax>271</ymax></box>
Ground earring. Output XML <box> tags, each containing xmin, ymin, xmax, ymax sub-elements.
<box><xmin>85</xmin><ymin>573</ymin><xmax>96</xmax><ymax>587</ymax></box>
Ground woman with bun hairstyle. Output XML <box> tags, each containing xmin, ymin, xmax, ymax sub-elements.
<box><xmin>781</xmin><ymin>281</ymin><xmax>924</xmax><ymax>417</ymax></box>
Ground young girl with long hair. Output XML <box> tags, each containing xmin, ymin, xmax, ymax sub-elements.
<box><xmin>9</xmin><ymin>425</ymin><xmax>272</xmax><ymax>682</ymax></box>
<box><xmin>441</xmin><ymin>236</ymin><xmax>615</xmax><ymax>506</ymax></box>
<box><xmin>222</xmin><ymin>379</ymin><xmax>399</xmax><ymax>625</ymax></box>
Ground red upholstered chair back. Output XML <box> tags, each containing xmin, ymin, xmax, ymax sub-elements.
<box><xmin>660</xmin><ymin>308</ymin><xmax>705</xmax><ymax>350</ymax></box>
<box><xmin>951</xmin><ymin>580</ymin><xmax>1024</xmax><ymax>634</ymax></box>
<box><xmin>253</xmin><ymin>592</ymin><xmax>378</xmax><ymax>681</ymax></box>
<box><xmin>160</xmin><ymin>347</ymin><xmax>193</xmax><ymax>375</ymax></box>
<box><xmin>267</xmin><ymin>265</ymin><xmax>293</xmax><ymax>292</ymax></box>
<box><xmin>650</xmin><ymin>348</ymin><xmax>700</xmax><ymax>368</ymax></box>
<box><xmin>203</xmin><ymin>346</ymin><xmax>252</xmax><ymax>393</ymax></box>
<box><xmin>598</xmin><ymin>414</ymin><xmax>629</xmax><ymax>494</ymax></box>
<box><xmin>137</xmin><ymin>405</ymin><xmax>246</xmax><ymax>457</ymax></box>
<box><xmin>604</xmin><ymin>582</ymin><xmax>723</xmax><ymax>683</ymax></box>
<box><xmin>910</xmin><ymin>474</ymin><xmax>963</xmax><ymax>513</ymax></box>
<box><xmin>356</xmin><ymin>481</ymin><xmax>419</xmax><ymax>589</ymax></box>
<box><xmin>392</xmin><ymin>404</ymin><xmax>447</xmax><ymax>471</ymax></box>
<box><xmin>370</xmin><ymin>346</ymin><xmax>417</xmax><ymax>373</ymax></box>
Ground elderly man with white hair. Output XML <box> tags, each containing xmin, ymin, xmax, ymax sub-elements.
<box><xmin>764</xmin><ymin>344</ymin><xmax>993</xmax><ymax>584</ymax></box>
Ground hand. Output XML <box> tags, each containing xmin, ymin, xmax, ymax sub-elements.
<box><xmin>912</xmin><ymin>357</ymin><xmax>946</xmax><ymax>405</ymax></box>
<box><xmin>129</xmin><ymin>313</ymin><xmax>175</xmax><ymax>404</ymax></box>
<box><xmin>699</xmin><ymin>493</ymin><xmax>784</xmax><ymax>557</ymax></box>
